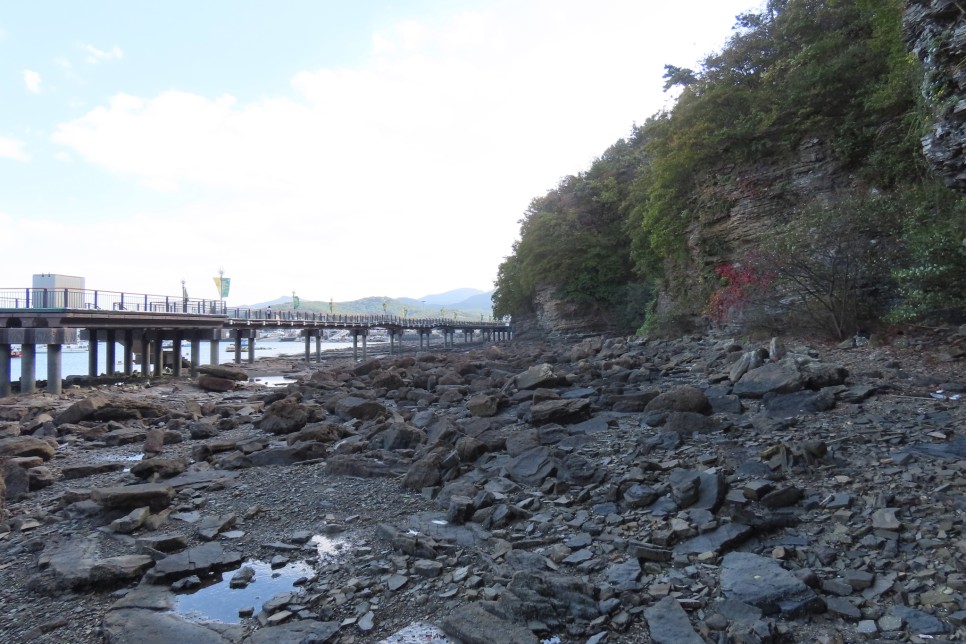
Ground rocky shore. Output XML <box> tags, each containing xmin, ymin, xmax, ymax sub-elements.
<box><xmin>1</xmin><ymin>330</ymin><xmax>965</xmax><ymax>643</ymax></box>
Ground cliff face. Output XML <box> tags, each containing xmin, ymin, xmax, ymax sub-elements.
<box><xmin>518</xmin><ymin>284</ymin><xmax>614</xmax><ymax>338</ymax></box>
<box><xmin>685</xmin><ymin>138</ymin><xmax>858</xmax><ymax>274</ymax></box>
<box><xmin>904</xmin><ymin>0</ymin><xmax>966</xmax><ymax>190</ymax></box>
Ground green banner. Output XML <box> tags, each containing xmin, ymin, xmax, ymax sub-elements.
<box><xmin>293</xmin><ymin>295</ymin><xmax>300</xmax><ymax>310</ymax></box>
<box><xmin>214</xmin><ymin>277</ymin><xmax>231</xmax><ymax>298</ymax></box>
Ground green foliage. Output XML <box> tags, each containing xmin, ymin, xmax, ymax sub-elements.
<box><xmin>752</xmin><ymin>197</ymin><xmax>907</xmax><ymax>339</ymax></box>
<box><xmin>493</xmin><ymin>0</ymin><xmax>962</xmax><ymax>335</ymax></box>
<box><xmin>887</xmin><ymin>187</ymin><xmax>966</xmax><ymax>323</ymax></box>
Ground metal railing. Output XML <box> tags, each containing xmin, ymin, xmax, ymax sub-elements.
<box><xmin>0</xmin><ymin>288</ymin><xmax>227</xmax><ymax>315</ymax></box>
<box><xmin>226</xmin><ymin>307</ymin><xmax>508</xmax><ymax>327</ymax></box>
<box><xmin>0</xmin><ymin>287</ymin><xmax>511</xmax><ymax>328</ymax></box>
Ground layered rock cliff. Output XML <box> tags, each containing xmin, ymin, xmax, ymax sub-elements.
<box><xmin>904</xmin><ymin>0</ymin><xmax>966</xmax><ymax>190</ymax></box>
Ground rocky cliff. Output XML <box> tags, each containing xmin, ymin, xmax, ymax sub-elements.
<box><xmin>904</xmin><ymin>0</ymin><xmax>966</xmax><ymax>190</ymax></box>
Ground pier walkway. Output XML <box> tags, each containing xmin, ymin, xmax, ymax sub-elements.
<box><xmin>0</xmin><ymin>287</ymin><xmax>512</xmax><ymax>396</ymax></box>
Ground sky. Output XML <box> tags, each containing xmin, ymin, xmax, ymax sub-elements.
<box><xmin>0</xmin><ymin>0</ymin><xmax>762</xmax><ymax>305</ymax></box>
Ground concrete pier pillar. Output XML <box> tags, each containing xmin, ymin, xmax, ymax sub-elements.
<box><xmin>139</xmin><ymin>336</ymin><xmax>150</xmax><ymax>376</ymax></box>
<box><xmin>123</xmin><ymin>330</ymin><xmax>133</xmax><ymax>375</ymax></box>
<box><xmin>173</xmin><ymin>332</ymin><xmax>183</xmax><ymax>377</ymax></box>
<box><xmin>234</xmin><ymin>331</ymin><xmax>242</xmax><ymax>364</ymax></box>
<box><xmin>304</xmin><ymin>332</ymin><xmax>311</xmax><ymax>363</ymax></box>
<box><xmin>21</xmin><ymin>344</ymin><xmax>36</xmax><ymax>394</ymax></box>
<box><xmin>0</xmin><ymin>344</ymin><xmax>10</xmax><ymax>397</ymax></box>
<box><xmin>210</xmin><ymin>335</ymin><xmax>220</xmax><ymax>365</ymax></box>
<box><xmin>105</xmin><ymin>330</ymin><xmax>117</xmax><ymax>375</ymax></box>
<box><xmin>190</xmin><ymin>332</ymin><xmax>201</xmax><ymax>377</ymax></box>
<box><xmin>46</xmin><ymin>344</ymin><xmax>62</xmax><ymax>394</ymax></box>
<box><xmin>315</xmin><ymin>333</ymin><xmax>321</xmax><ymax>363</ymax></box>
<box><xmin>88</xmin><ymin>330</ymin><xmax>99</xmax><ymax>376</ymax></box>
<box><xmin>362</xmin><ymin>332</ymin><xmax>367</xmax><ymax>360</ymax></box>
<box><xmin>152</xmin><ymin>336</ymin><xmax>163</xmax><ymax>377</ymax></box>
<box><xmin>247</xmin><ymin>333</ymin><xmax>255</xmax><ymax>364</ymax></box>
<box><xmin>388</xmin><ymin>331</ymin><xmax>395</xmax><ymax>355</ymax></box>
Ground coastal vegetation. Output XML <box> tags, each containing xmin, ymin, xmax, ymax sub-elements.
<box><xmin>492</xmin><ymin>0</ymin><xmax>966</xmax><ymax>339</ymax></box>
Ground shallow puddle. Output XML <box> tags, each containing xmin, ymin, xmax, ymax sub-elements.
<box><xmin>174</xmin><ymin>559</ymin><xmax>314</xmax><ymax>624</ymax></box>
<box><xmin>251</xmin><ymin>375</ymin><xmax>297</xmax><ymax>388</ymax></box>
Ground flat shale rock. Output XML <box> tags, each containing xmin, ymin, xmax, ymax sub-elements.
<box><xmin>245</xmin><ymin>619</ymin><xmax>340</xmax><ymax>643</ymax></box>
<box><xmin>720</xmin><ymin>552</ymin><xmax>824</xmax><ymax>617</ymax></box>
<box><xmin>197</xmin><ymin>365</ymin><xmax>249</xmax><ymax>381</ymax></box>
<box><xmin>92</xmin><ymin>482</ymin><xmax>175</xmax><ymax>511</ymax></box>
<box><xmin>103</xmin><ymin>608</ymin><xmax>244</xmax><ymax>644</ymax></box>
<box><xmin>440</xmin><ymin>603</ymin><xmax>538</xmax><ymax>644</ymax></box>
<box><xmin>643</xmin><ymin>596</ymin><xmax>704</xmax><ymax>644</ymax></box>
<box><xmin>145</xmin><ymin>542</ymin><xmax>243</xmax><ymax>584</ymax></box>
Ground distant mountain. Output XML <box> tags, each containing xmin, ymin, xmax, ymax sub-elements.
<box><xmin>414</xmin><ymin>288</ymin><xmax>485</xmax><ymax>306</ymax></box>
<box><xmin>240</xmin><ymin>288</ymin><xmax>494</xmax><ymax>319</ymax></box>
<box><xmin>450</xmin><ymin>291</ymin><xmax>494</xmax><ymax>311</ymax></box>
<box><xmin>245</xmin><ymin>296</ymin><xmax>294</xmax><ymax>308</ymax></box>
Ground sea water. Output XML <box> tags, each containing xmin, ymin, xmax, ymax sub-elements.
<box><xmin>8</xmin><ymin>339</ymin><xmax>362</xmax><ymax>381</ymax></box>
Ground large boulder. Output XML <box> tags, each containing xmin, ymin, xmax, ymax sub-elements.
<box><xmin>515</xmin><ymin>364</ymin><xmax>569</xmax><ymax>390</ymax></box>
<box><xmin>197</xmin><ymin>365</ymin><xmax>248</xmax><ymax>381</ymax></box>
<box><xmin>53</xmin><ymin>394</ymin><xmax>110</xmax><ymax>425</ymax></box>
<box><xmin>644</xmin><ymin>386</ymin><xmax>712</xmax><ymax>415</ymax></box>
<box><xmin>0</xmin><ymin>436</ymin><xmax>55</xmax><ymax>460</ymax></box>
<box><xmin>258</xmin><ymin>397</ymin><xmax>309</xmax><ymax>434</ymax></box>
<box><xmin>334</xmin><ymin>396</ymin><xmax>387</xmax><ymax>421</ymax></box>
<box><xmin>733</xmin><ymin>361</ymin><xmax>805</xmax><ymax>398</ymax></box>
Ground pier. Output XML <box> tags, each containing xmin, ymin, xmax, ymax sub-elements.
<box><xmin>0</xmin><ymin>287</ymin><xmax>512</xmax><ymax>397</ymax></box>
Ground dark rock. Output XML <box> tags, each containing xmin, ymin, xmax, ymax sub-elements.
<box><xmin>643</xmin><ymin>596</ymin><xmax>704</xmax><ymax>644</ymax></box>
<box><xmin>197</xmin><ymin>364</ymin><xmax>248</xmax><ymax>380</ymax></box>
<box><xmin>645</xmin><ymin>386</ymin><xmax>712</xmax><ymax>415</ymax></box>
<box><xmin>145</xmin><ymin>542</ymin><xmax>243</xmax><ymax>584</ymax></box>
<box><xmin>61</xmin><ymin>462</ymin><xmax>125</xmax><ymax>480</ymax></box>
<box><xmin>92</xmin><ymin>483</ymin><xmax>175</xmax><ymax>511</ymax></box>
<box><xmin>129</xmin><ymin>457</ymin><xmax>188</xmax><ymax>480</ymax></box>
<box><xmin>504</xmin><ymin>446</ymin><xmax>556</xmax><ymax>486</ymax></box>
<box><xmin>53</xmin><ymin>394</ymin><xmax>109</xmax><ymax>425</ymax></box>
<box><xmin>528</xmin><ymin>398</ymin><xmax>592</xmax><ymax>425</ymax></box>
<box><xmin>246</xmin><ymin>619</ymin><xmax>341</xmax><ymax>643</ymax></box>
<box><xmin>0</xmin><ymin>436</ymin><xmax>55</xmax><ymax>460</ymax></box>
<box><xmin>516</xmin><ymin>363</ymin><xmax>569</xmax><ymax>390</ymax></box>
<box><xmin>440</xmin><ymin>602</ymin><xmax>538</xmax><ymax>644</ymax></box>
<box><xmin>497</xmin><ymin>570</ymin><xmax>599</xmax><ymax>623</ymax></box>
<box><xmin>197</xmin><ymin>374</ymin><xmax>236</xmax><ymax>392</ymax></box>
<box><xmin>663</xmin><ymin>411</ymin><xmax>723</xmax><ymax>435</ymax></box>
<box><xmin>762</xmin><ymin>390</ymin><xmax>835</xmax><ymax>416</ymax></box>
<box><xmin>258</xmin><ymin>397</ymin><xmax>309</xmax><ymax>434</ymax></box>
<box><xmin>733</xmin><ymin>362</ymin><xmax>804</xmax><ymax>398</ymax></box>
<box><xmin>887</xmin><ymin>605</ymin><xmax>952</xmax><ymax>635</ymax></box>
<box><xmin>334</xmin><ymin>396</ymin><xmax>387</xmax><ymax>421</ymax></box>
<box><xmin>466</xmin><ymin>394</ymin><xmax>500</xmax><ymax>417</ymax></box>
<box><xmin>673</xmin><ymin>523</ymin><xmax>753</xmax><ymax>555</ymax></box>
<box><xmin>720</xmin><ymin>552</ymin><xmax>823</xmax><ymax>616</ymax></box>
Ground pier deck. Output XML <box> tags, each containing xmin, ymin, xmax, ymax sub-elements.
<box><xmin>0</xmin><ymin>287</ymin><xmax>512</xmax><ymax>396</ymax></box>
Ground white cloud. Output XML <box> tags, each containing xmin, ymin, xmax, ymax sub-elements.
<box><xmin>0</xmin><ymin>136</ymin><xmax>29</xmax><ymax>162</ymax></box>
<box><xmin>41</xmin><ymin>0</ymin><xmax>756</xmax><ymax>302</ymax></box>
<box><xmin>23</xmin><ymin>69</ymin><xmax>42</xmax><ymax>94</ymax></box>
<box><xmin>83</xmin><ymin>43</ymin><xmax>123</xmax><ymax>64</ymax></box>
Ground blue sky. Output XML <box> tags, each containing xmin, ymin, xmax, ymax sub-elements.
<box><xmin>1</xmin><ymin>0</ymin><xmax>761</xmax><ymax>304</ymax></box>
